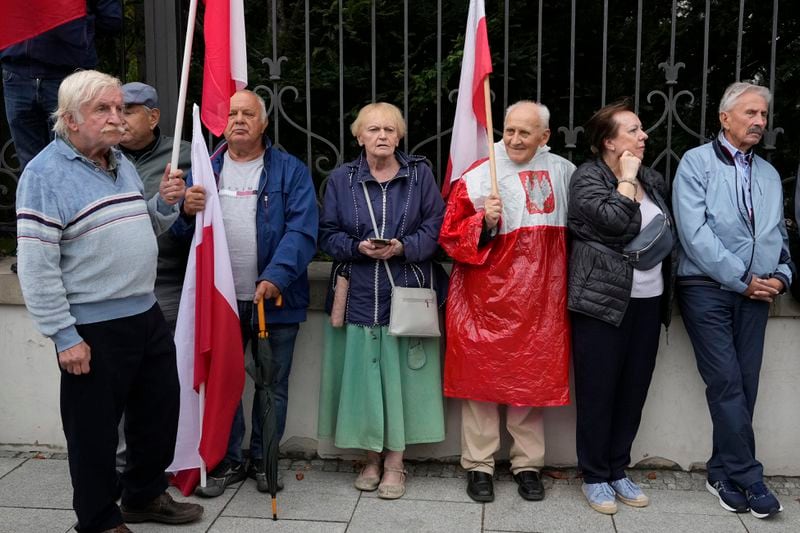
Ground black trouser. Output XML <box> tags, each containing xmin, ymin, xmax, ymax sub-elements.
<box><xmin>572</xmin><ymin>296</ymin><xmax>661</xmax><ymax>484</ymax></box>
<box><xmin>61</xmin><ymin>304</ymin><xmax>179</xmax><ymax>532</ymax></box>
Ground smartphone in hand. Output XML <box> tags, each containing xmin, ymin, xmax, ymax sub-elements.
<box><xmin>369</xmin><ymin>238</ymin><xmax>391</xmax><ymax>247</ymax></box>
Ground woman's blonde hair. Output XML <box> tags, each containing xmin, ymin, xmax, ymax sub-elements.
<box><xmin>350</xmin><ymin>102</ymin><xmax>406</xmax><ymax>139</ymax></box>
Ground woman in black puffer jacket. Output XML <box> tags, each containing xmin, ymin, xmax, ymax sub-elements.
<box><xmin>567</xmin><ymin>101</ymin><xmax>676</xmax><ymax>515</ymax></box>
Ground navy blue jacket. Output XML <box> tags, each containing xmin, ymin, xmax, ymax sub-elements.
<box><xmin>1</xmin><ymin>1</ymin><xmax>122</xmax><ymax>78</ymax></box>
<box><xmin>174</xmin><ymin>137</ymin><xmax>318</xmax><ymax>324</ymax></box>
<box><xmin>319</xmin><ymin>151</ymin><xmax>447</xmax><ymax>326</ymax></box>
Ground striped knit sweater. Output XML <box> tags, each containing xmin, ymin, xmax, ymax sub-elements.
<box><xmin>16</xmin><ymin>137</ymin><xmax>178</xmax><ymax>351</ymax></box>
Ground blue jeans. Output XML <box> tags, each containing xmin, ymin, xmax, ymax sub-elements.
<box><xmin>225</xmin><ymin>300</ymin><xmax>299</xmax><ymax>464</ymax></box>
<box><xmin>678</xmin><ymin>284</ymin><xmax>768</xmax><ymax>488</ymax></box>
<box><xmin>2</xmin><ymin>69</ymin><xmax>60</xmax><ymax>170</ymax></box>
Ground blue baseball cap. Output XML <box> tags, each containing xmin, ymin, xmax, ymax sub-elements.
<box><xmin>121</xmin><ymin>82</ymin><xmax>159</xmax><ymax>108</ymax></box>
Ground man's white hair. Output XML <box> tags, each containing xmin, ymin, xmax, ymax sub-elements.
<box><xmin>504</xmin><ymin>100</ymin><xmax>550</xmax><ymax>129</ymax></box>
<box><xmin>52</xmin><ymin>70</ymin><xmax>121</xmax><ymax>137</ymax></box>
<box><xmin>718</xmin><ymin>82</ymin><xmax>771</xmax><ymax>114</ymax></box>
<box><xmin>236</xmin><ymin>89</ymin><xmax>268</xmax><ymax>122</ymax></box>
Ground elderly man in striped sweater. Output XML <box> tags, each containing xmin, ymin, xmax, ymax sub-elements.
<box><xmin>15</xmin><ymin>70</ymin><xmax>202</xmax><ymax>533</ymax></box>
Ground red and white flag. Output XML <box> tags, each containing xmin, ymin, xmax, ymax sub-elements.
<box><xmin>169</xmin><ymin>104</ymin><xmax>245</xmax><ymax>496</ymax></box>
<box><xmin>442</xmin><ymin>0</ymin><xmax>493</xmax><ymax>199</ymax></box>
<box><xmin>201</xmin><ymin>0</ymin><xmax>248</xmax><ymax>136</ymax></box>
<box><xmin>0</xmin><ymin>0</ymin><xmax>85</xmax><ymax>50</ymax></box>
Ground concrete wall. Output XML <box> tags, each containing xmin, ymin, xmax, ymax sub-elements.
<box><xmin>1</xmin><ymin>258</ymin><xmax>799</xmax><ymax>474</ymax></box>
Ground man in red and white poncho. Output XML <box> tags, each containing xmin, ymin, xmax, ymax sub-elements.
<box><xmin>440</xmin><ymin>101</ymin><xmax>574</xmax><ymax>503</ymax></box>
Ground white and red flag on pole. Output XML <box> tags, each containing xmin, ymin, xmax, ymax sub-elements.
<box><xmin>200</xmin><ymin>0</ymin><xmax>248</xmax><ymax>136</ymax></box>
<box><xmin>442</xmin><ymin>0</ymin><xmax>493</xmax><ymax>199</ymax></box>
<box><xmin>169</xmin><ymin>105</ymin><xmax>245</xmax><ymax>496</ymax></box>
<box><xmin>0</xmin><ymin>0</ymin><xmax>85</xmax><ymax>50</ymax></box>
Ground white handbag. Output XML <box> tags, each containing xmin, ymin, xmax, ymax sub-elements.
<box><xmin>361</xmin><ymin>181</ymin><xmax>441</xmax><ymax>337</ymax></box>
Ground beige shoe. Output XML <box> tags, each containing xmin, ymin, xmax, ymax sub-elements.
<box><xmin>354</xmin><ymin>461</ymin><xmax>381</xmax><ymax>491</ymax></box>
<box><xmin>377</xmin><ymin>467</ymin><xmax>407</xmax><ymax>500</ymax></box>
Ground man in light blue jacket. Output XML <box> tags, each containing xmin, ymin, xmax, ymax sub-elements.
<box><xmin>673</xmin><ymin>82</ymin><xmax>792</xmax><ymax>520</ymax></box>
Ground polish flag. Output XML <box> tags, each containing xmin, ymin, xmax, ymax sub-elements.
<box><xmin>201</xmin><ymin>0</ymin><xmax>248</xmax><ymax>136</ymax></box>
<box><xmin>442</xmin><ymin>0</ymin><xmax>493</xmax><ymax>199</ymax></box>
<box><xmin>1</xmin><ymin>0</ymin><xmax>85</xmax><ymax>49</ymax></box>
<box><xmin>169</xmin><ymin>105</ymin><xmax>244</xmax><ymax>495</ymax></box>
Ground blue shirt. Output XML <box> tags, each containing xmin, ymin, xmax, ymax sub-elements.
<box><xmin>719</xmin><ymin>132</ymin><xmax>754</xmax><ymax>222</ymax></box>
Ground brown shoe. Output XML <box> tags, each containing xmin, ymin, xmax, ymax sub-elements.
<box><xmin>120</xmin><ymin>492</ymin><xmax>204</xmax><ymax>524</ymax></box>
<box><xmin>101</xmin><ymin>525</ymin><xmax>133</xmax><ymax>533</ymax></box>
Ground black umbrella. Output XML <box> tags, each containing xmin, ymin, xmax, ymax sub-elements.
<box><xmin>247</xmin><ymin>296</ymin><xmax>282</xmax><ymax>520</ymax></box>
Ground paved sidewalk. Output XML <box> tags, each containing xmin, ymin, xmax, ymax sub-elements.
<box><xmin>0</xmin><ymin>451</ymin><xmax>798</xmax><ymax>532</ymax></box>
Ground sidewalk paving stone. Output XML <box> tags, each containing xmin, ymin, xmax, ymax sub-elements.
<box><xmin>0</xmin><ymin>507</ymin><xmax>75</xmax><ymax>533</ymax></box>
<box><xmin>622</xmin><ymin>487</ymin><xmax>737</xmax><ymax>516</ymax></box>
<box><xmin>0</xmin><ymin>457</ymin><xmax>26</xmax><ymax>479</ymax></box>
<box><xmin>1</xmin><ymin>456</ymin><xmax>798</xmax><ymax>533</ymax></box>
<box><xmin>483</xmin><ymin>482</ymin><xmax>615</xmax><ymax>533</ymax></box>
<box><xmin>0</xmin><ymin>457</ymin><xmax>72</xmax><ymax>509</ymax></box>
<box><xmin>347</xmin><ymin>497</ymin><xmax>481</xmax><ymax>533</ymax></box>
<box><xmin>209</xmin><ymin>517</ymin><xmax>347</xmax><ymax>532</ymax></box>
<box><xmin>612</xmin><ymin>509</ymin><xmax>747</xmax><ymax>533</ymax></box>
<box><xmin>223</xmin><ymin>471</ymin><xmax>358</xmax><ymax>522</ymax></box>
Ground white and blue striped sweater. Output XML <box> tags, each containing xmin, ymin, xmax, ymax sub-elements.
<box><xmin>16</xmin><ymin>137</ymin><xmax>178</xmax><ymax>351</ymax></box>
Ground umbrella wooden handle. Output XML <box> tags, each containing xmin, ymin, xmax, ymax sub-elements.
<box><xmin>257</xmin><ymin>295</ymin><xmax>283</xmax><ymax>339</ymax></box>
<box><xmin>257</xmin><ymin>300</ymin><xmax>267</xmax><ymax>339</ymax></box>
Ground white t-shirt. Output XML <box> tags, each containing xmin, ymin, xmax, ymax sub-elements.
<box><xmin>630</xmin><ymin>191</ymin><xmax>665</xmax><ymax>298</ymax></box>
<box><xmin>218</xmin><ymin>151</ymin><xmax>262</xmax><ymax>300</ymax></box>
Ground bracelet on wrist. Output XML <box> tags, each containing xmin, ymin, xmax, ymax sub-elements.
<box><xmin>618</xmin><ymin>179</ymin><xmax>638</xmax><ymax>195</ymax></box>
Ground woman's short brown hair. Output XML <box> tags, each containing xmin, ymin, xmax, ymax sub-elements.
<box><xmin>585</xmin><ymin>99</ymin><xmax>634</xmax><ymax>156</ymax></box>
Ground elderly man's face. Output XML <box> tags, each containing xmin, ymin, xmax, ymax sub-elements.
<box><xmin>224</xmin><ymin>91</ymin><xmax>268</xmax><ymax>150</ymax></box>
<box><xmin>720</xmin><ymin>91</ymin><xmax>768</xmax><ymax>152</ymax></box>
<box><xmin>121</xmin><ymin>104</ymin><xmax>159</xmax><ymax>150</ymax></box>
<box><xmin>68</xmin><ymin>87</ymin><xmax>125</xmax><ymax>152</ymax></box>
<box><xmin>503</xmin><ymin>104</ymin><xmax>550</xmax><ymax>164</ymax></box>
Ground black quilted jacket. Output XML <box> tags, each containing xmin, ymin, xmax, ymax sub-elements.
<box><xmin>567</xmin><ymin>158</ymin><xmax>676</xmax><ymax>327</ymax></box>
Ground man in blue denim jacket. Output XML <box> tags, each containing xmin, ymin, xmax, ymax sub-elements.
<box><xmin>177</xmin><ymin>89</ymin><xmax>318</xmax><ymax>497</ymax></box>
<box><xmin>673</xmin><ymin>82</ymin><xmax>792</xmax><ymax>520</ymax></box>
<box><xmin>1</xmin><ymin>1</ymin><xmax>121</xmax><ymax>169</ymax></box>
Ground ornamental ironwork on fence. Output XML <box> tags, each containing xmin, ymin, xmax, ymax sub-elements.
<box><xmin>1</xmin><ymin>0</ymin><xmax>797</xmax><ymax>244</ymax></box>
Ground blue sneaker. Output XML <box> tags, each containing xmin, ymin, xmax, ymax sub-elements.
<box><xmin>745</xmin><ymin>481</ymin><xmax>783</xmax><ymax>519</ymax></box>
<box><xmin>706</xmin><ymin>479</ymin><xmax>748</xmax><ymax>513</ymax></box>
<box><xmin>610</xmin><ymin>477</ymin><xmax>649</xmax><ymax>507</ymax></box>
<box><xmin>582</xmin><ymin>482</ymin><xmax>617</xmax><ymax>514</ymax></box>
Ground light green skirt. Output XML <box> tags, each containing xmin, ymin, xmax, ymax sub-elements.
<box><xmin>317</xmin><ymin>322</ymin><xmax>445</xmax><ymax>452</ymax></box>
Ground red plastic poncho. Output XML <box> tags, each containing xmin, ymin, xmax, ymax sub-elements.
<box><xmin>440</xmin><ymin>143</ymin><xmax>573</xmax><ymax>407</ymax></box>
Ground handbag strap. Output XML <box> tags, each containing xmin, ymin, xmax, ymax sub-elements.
<box><xmin>360</xmin><ymin>180</ymin><xmax>434</xmax><ymax>290</ymax></box>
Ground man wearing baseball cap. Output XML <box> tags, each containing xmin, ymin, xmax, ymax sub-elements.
<box><xmin>120</xmin><ymin>82</ymin><xmax>192</xmax><ymax>331</ymax></box>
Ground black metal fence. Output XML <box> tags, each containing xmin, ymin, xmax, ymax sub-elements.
<box><xmin>2</xmin><ymin>0</ymin><xmax>798</xmax><ymax>249</ymax></box>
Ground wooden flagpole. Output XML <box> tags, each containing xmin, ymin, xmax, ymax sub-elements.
<box><xmin>170</xmin><ymin>0</ymin><xmax>199</xmax><ymax>171</ymax></box>
<box><xmin>483</xmin><ymin>77</ymin><xmax>498</xmax><ymax>195</ymax></box>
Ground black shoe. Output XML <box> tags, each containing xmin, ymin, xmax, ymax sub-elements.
<box><xmin>120</xmin><ymin>492</ymin><xmax>204</xmax><ymax>524</ymax></box>
<box><xmin>194</xmin><ymin>460</ymin><xmax>247</xmax><ymax>498</ymax></box>
<box><xmin>514</xmin><ymin>470</ymin><xmax>545</xmax><ymax>501</ymax></box>
<box><xmin>248</xmin><ymin>460</ymin><xmax>284</xmax><ymax>493</ymax></box>
<box><xmin>466</xmin><ymin>471</ymin><xmax>494</xmax><ymax>502</ymax></box>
